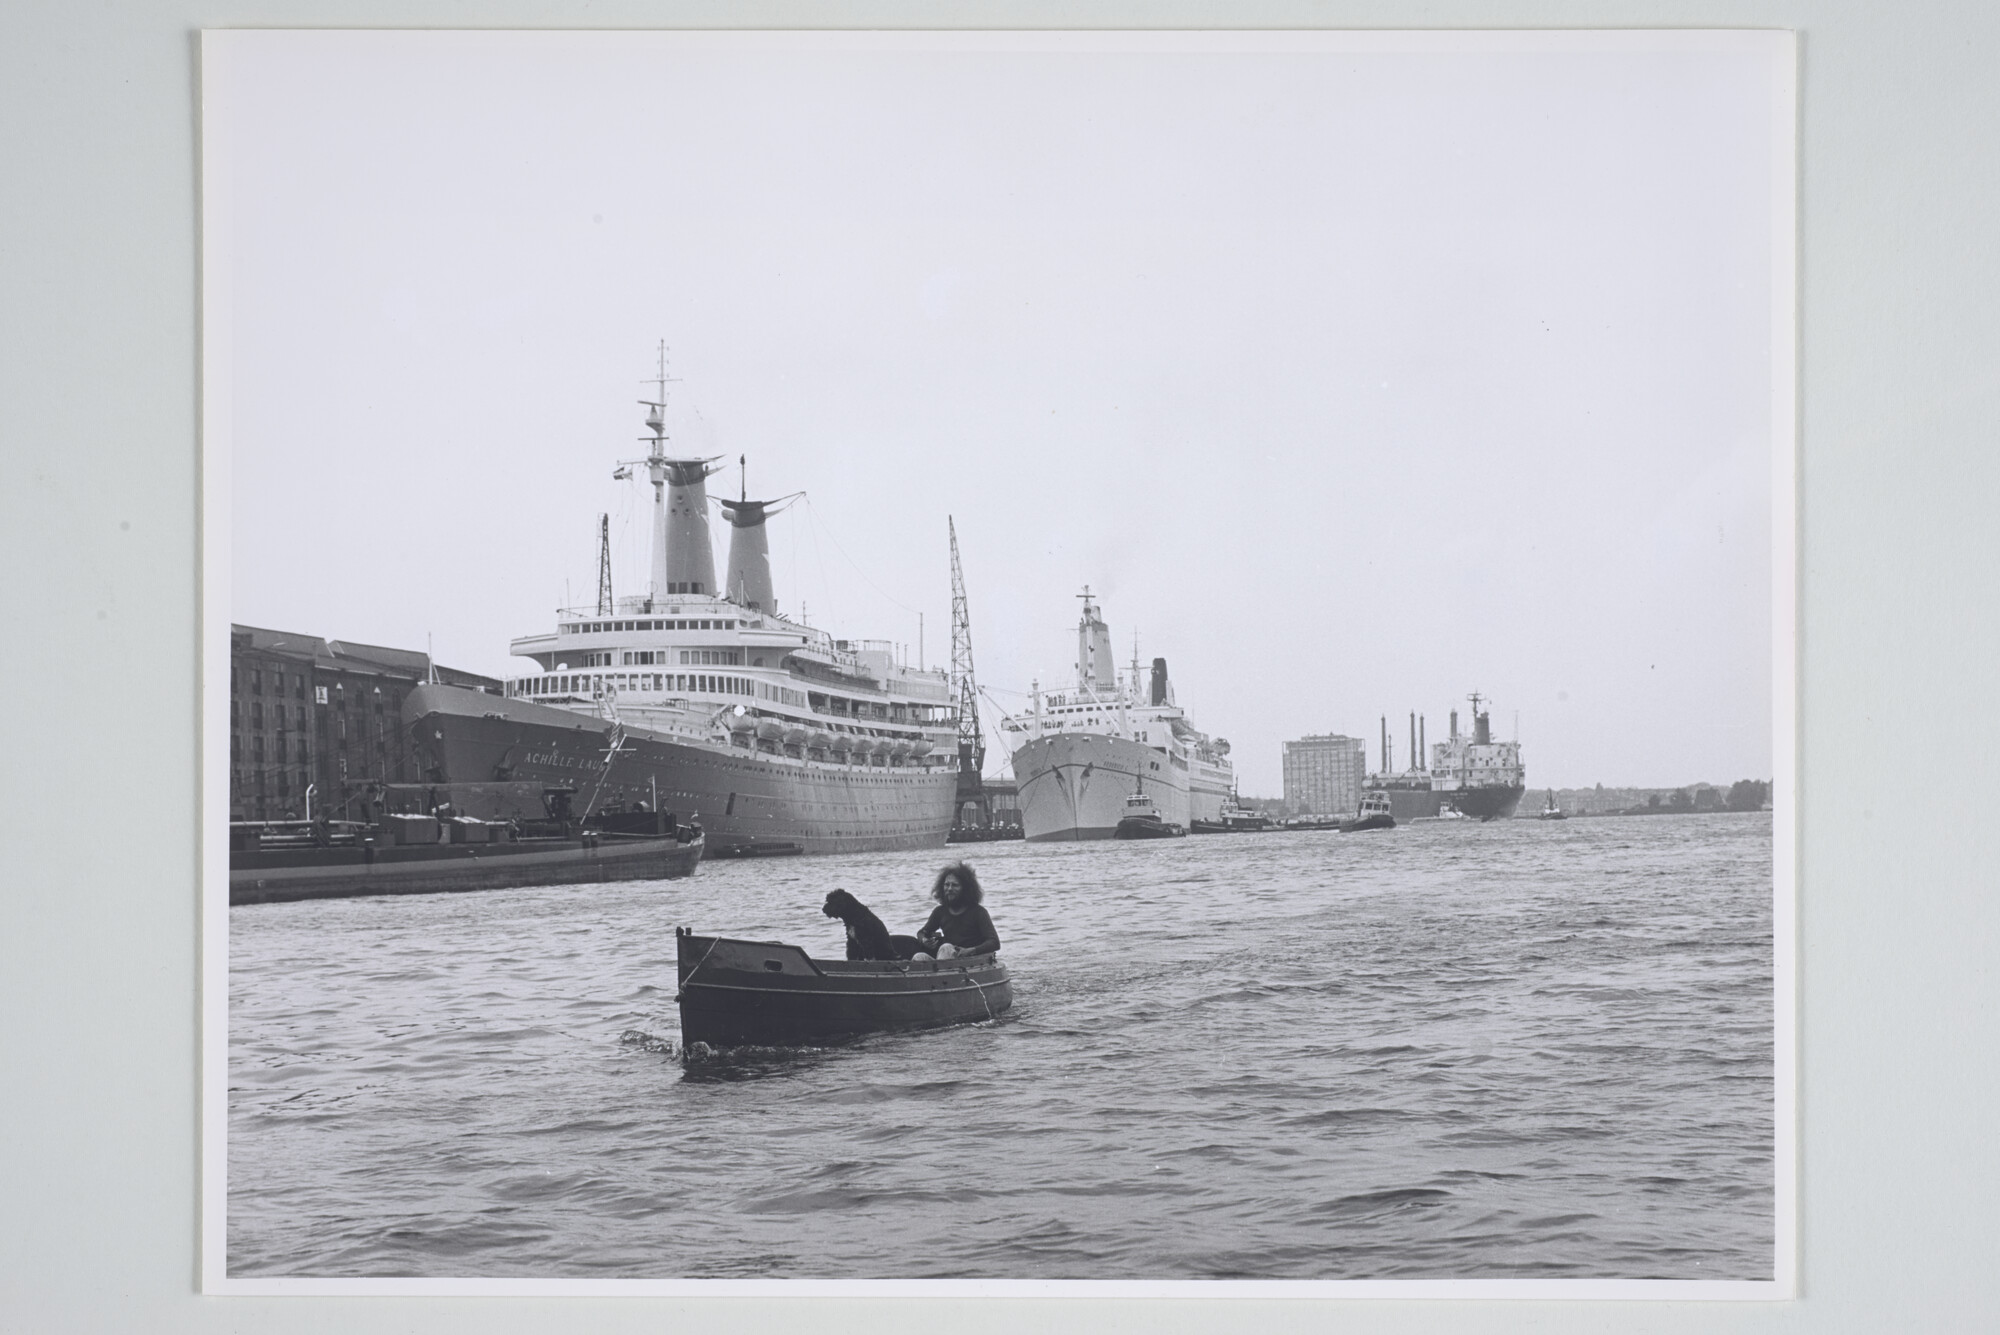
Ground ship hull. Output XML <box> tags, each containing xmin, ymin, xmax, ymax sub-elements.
<box><xmin>231</xmin><ymin>833</ymin><xmax>702</xmax><ymax>906</ymax></box>
<box><xmin>1449</xmin><ymin>784</ymin><xmax>1526</xmax><ymax>821</ymax></box>
<box><xmin>1187</xmin><ymin>764</ymin><xmax>1233</xmax><ymax>826</ymax></box>
<box><xmin>405</xmin><ymin>684</ymin><xmax>955</xmax><ymax>856</ymax></box>
<box><xmin>1010</xmin><ymin>733</ymin><xmax>1189</xmax><ymax>842</ymax></box>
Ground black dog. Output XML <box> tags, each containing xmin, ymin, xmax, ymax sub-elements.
<box><xmin>822</xmin><ymin>888</ymin><xmax>923</xmax><ymax>962</ymax></box>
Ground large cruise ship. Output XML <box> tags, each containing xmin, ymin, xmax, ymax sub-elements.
<box><xmin>403</xmin><ymin>356</ymin><xmax>959</xmax><ymax>856</ymax></box>
<box><xmin>1000</xmin><ymin>591</ymin><xmax>1234</xmax><ymax>841</ymax></box>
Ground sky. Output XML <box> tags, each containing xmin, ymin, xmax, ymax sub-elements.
<box><xmin>215</xmin><ymin>31</ymin><xmax>1785</xmax><ymax>797</ymax></box>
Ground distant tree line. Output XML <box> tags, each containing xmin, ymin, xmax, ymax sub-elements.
<box><xmin>1726</xmin><ymin>779</ymin><xmax>1770</xmax><ymax>811</ymax></box>
<box><xmin>1235</xmin><ymin>781</ymin><xmax>1770</xmax><ymax>816</ymax></box>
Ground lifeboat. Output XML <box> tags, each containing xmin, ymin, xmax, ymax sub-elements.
<box><xmin>890</xmin><ymin>737</ymin><xmax>913</xmax><ymax>758</ymax></box>
<box><xmin>909</xmin><ymin>737</ymin><xmax>933</xmax><ymax>757</ymax></box>
<box><xmin>784</xmin><ymin>723</ymin><xmax>809</xmax><ymax>747</ymax></box>
<box><xmin>756</xmin><ymin>717</ymin><xmax>785</xmax><ymax>742</ymax></box>
<box><xmin>727</xmin><ymin>710</ymin><xmax>756</xmax><ymax>736</ymax></box>
<box><xmin>809</xmin><ymin>729</ymin><xmax>834</xmax><ymax>750</ymax></box>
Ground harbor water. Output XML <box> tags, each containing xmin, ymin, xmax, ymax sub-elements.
<box><xmin>228</xmin><ymin>813</ymin><xmax>1775</xmax><ymax>1280</ymax></box>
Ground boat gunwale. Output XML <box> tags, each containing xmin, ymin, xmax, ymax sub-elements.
<box><xmin>677</xmin><ymin>933</ymin><xmax>1004</xmax><ymax>980</ymax></box>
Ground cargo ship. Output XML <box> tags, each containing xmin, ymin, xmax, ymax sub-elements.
<box><xmin>403</xmin><ymin>353</ymin><xmax>959</xmax><ymax>856</ymax></box>
<box><xmin>1363</xmin><ymin>694</ymin><xmax>1526</xmax><ymax>821</ymax></box>
<box><xmin>1361</xmin><ymin>711</ymin><xmax>1446</xmax><ymax>822</ymax></box>
<box><xmin>999</xmin><ymin>590</ymin><xmax>1234</xmax><ymax>841</ymax></box>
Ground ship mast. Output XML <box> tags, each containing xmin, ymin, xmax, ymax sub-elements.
<box><xmin>595</xmin><ymin>514</ymin><xmax>613</xmax><ymax>615</ymax></box>
<box><xmin>617</xmin><ymin>342</ymin><xmax>724</xmax><ymax>605</ymax></box>
<box><xmin>631</xmin><ymin>342</ymin><xmax>678</xmax><ymax>603</ymax></box>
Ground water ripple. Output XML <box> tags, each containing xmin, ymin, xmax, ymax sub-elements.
<box><xmin>229</xmin><ymin>812</ymin><xmax>1775</xmax><ymax>1280</ymax></box>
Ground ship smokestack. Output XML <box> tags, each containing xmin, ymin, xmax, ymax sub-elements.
<box><xmin>1474</xmin><ymin>707</ymin><xmax>1491</xmax><ymax>745</ymax></box>
<box><xmin>658</xmin><ymin>458</ymin><xmax>722</xmax><ymax>597</ymax></box>
<box><xmin>1420</xmin><ymin>715</ymin><xmax>1426</xmax><ymax>766</ymax></box>
<box><xmin>1380</xmin><ymin>716</ymin><xmax>1389</xmax><ymax>774</ymax></box>
<box><xmin>718</xmin><ymin>495</ymin><xmax>782</xmax><ymax>613</ymax></box>
<box><xmin>1150</xmin><ymin>657</ymin><xmax>1169</xmax><ymax>707</ymax></box>
<box><xmin>1409</xmin><ymin>713</ymin><xmax>1417</xmax><ymax>774</ymax></box>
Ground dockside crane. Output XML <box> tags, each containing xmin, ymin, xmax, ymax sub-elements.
<box><xmin>948</xmin><ymin>517</ymin><xmax>989</xmax><ymax>830</ymax></box>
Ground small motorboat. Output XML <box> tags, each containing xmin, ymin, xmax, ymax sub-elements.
<box><xmin>1340</xmin><ymin>790</ymin><xmax>1397</xmax><ymax>833</ymax></box>
<box><xmin>1113</xmin><ymin>788</ymin><xmax>1185</xmax><ymax>839</ymax></box>
<box><xmin>674</xmin><ymin>929</ymin><xmax>1011</xmax><ymax>1049</ymax></box>
<box><xmin>1538</xmin><ymin>789</ymin><xmax>1568</xmax><ymax>820</ymax></box>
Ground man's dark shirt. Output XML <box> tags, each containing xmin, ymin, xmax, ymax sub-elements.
<box><xmin>922</xmin><ymin>903</ymin><xmax>999</xmax><ymax>954</ymax></box>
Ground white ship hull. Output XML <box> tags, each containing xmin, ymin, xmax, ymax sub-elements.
<box><xmin>1187</xmin><ymin>759</ymin><xmax>1233</xmax><ymax>825</ymax></box>
<box><xmin>1010</xmin><ymin>734</ymin><xmax>1191</xmax><ymax>841</ymax></box>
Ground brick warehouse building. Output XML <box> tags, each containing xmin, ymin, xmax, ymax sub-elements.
<box><xmin>229</xmin><ymin>625</ymin><xmax>499</xmax><ymax>821</ymax></box>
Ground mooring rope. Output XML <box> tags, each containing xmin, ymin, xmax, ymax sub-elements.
<box><xmin>964</xmin><ymin>961</ymin><xmax>997</xmax><ymax>1020</ymax></box>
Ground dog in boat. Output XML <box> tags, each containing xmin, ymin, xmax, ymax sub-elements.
<box><xmin>822</xmin><ymin>888</ymin><xmax>924</xmax><ymax>962</ymax></box>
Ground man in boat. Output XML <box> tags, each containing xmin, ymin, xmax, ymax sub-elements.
<box><xmin>914</xmin><ymin>862</ymin><xmax>1001</xmax><ymax>959</ymax></box>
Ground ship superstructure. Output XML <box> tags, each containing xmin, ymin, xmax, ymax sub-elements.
<box><xmin>999</xmin><ymin>591</ymin><xmax>1234</xmax><ymax>841</ymax></box>
<box><xmin>403</xmin><ymin>350</ymin><xmax>958</xmax><ymax>855</ymax></box>
<box><xmin>1429</xmin><ymin>693</ymin><xmax>1526</xmax><ymax>820</ymax></box>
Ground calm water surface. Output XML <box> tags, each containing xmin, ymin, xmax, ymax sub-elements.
<box><xmin>228</xmin><ymin>813</ymin><xmax>1774</xmax><ymax>1279</ymax></box>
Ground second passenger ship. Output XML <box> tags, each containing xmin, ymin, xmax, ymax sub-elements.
<box><xmin>1000</xmin><ymin>591</ymin><xmax>1234</xmax><ymax>841</ymax></box>
<box><xmin>402</xmin><ymin>354</ymin><xmax>959</xmax><ymax>855</ymax></box>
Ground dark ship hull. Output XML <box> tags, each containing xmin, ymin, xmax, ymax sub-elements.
<box><xmin>406</xmin><ymin>685</ymin><xmax>955</xmax><ymax>857</ymax></box>
<box><xmin>1113</xmin><ymin>814</ymin><xmax>1186</xmax><ymax>839</ymax></box>
<box><xmin>1450</xmin><ymin>783</ymin><xmax>1526</xmax><ymax>821</ymax></box>
<box><xmin>1364</xmin><ymin>785</ymin><xmax>1445</xmax><ymax>822</ymax></box>
<box><xmin>232</xmin><ymin>830</ymin><xmax>702</xmax><ymax>905</ymax></box>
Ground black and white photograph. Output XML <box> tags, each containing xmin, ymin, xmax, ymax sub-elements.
<box><xmin>202</xmin><ymin>29</ymin><xmax>1795</xmax><ymax>1294</ymax></box>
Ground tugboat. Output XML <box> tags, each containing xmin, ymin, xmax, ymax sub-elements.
<box><xmin>1538</xmin><ymin>789</ymin><xmax>1567</xmax><ymax>820</ymax></box>
<box><xmin>1191</xmin><ymin>800</ymin><xmax>1275</xmax><ymax>834</ymax></box>
<box><xmin>1340</xmin><ymin>790</ymin><xmax>1397</xmax><ymax>833</ymax></box>
<box><xmin>1113</xmin><ymin>787</ymin><xmax>1185</xmax><ymax>839</ymax></box>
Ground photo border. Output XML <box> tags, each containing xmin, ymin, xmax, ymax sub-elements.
<box><xmin>196</xmin><ymin>25</ymin><xmax>1799</xmax><ymax>1300</ymax></box>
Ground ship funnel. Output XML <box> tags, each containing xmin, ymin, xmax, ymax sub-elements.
<box><xmin>1450</xmin><ymin>709</ymin><xmax>1459</xmax><ymax>742</ymax></box>
<box><xmin>719</xmin><ymin>495</ymin><xmax>783</xmax><ymax>613</ymax></box>
<box><xmin>1150</xmin><ymin>657</ymin><xmax>1170</xmax><ymax>707</ymax></box>
<box><xmin>1474</xmin><ymin>708</ymin><xmax>1491</xmax><ymax>745</ymax></box>
<box><xmin>655</xmin><ymin>457</ymin><xmax>723</xmax><ymax>599</ymax></box>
